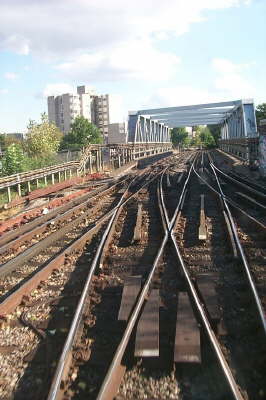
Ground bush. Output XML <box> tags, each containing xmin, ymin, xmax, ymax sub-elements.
<box><xmin>1</xmin><ymin>143</ymin><xmax>27</xmax><ymax>175</ymax></box>
<box><xmin>26</xmin><ymin>113</ymin><xmax>62</xmax><ymax>156</ymax></box>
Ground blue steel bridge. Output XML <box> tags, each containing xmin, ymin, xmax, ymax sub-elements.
<box><xmin>128</xmin><ymin>99</ymin><xmax>258</xmax><ymax>162</ymax></box>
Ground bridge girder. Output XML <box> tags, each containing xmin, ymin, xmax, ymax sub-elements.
<box><xmin>128</xmin><ymin>99</ymin><xmax>258</xmax><ymax>162</ymax></box>
<box><xmin>127</xmin><ymin>113</ymin><xmax>171</xmax><ymax>144</ymax></box>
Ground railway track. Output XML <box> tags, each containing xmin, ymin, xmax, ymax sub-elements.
<box><xmin>98</xmin><ymin>153</ymin><xmax>265</xmax><ymax>400</ymax></box>
<box><xmin>0</xmin><ymin>177</ymin><xmax>132</xmax><ymax>304</ymax></box>
<box><xmin>0</xmin><ymin>177</ymin><xmax>127</xmax><ymax>261</ymax></box>
<box><xmin>202</xmin><ymin>151</ymin><xmax>266</xmax><ymax>332</ymax></box>
<box><xmin>0</xmin><ymin>150</ymin><xmax>265</xmax><ymax>400</ymax></box>
<box><xmin>0</xmin><ymin>154</ymin><xmax>179</xmax><ymax>399</ymax></box>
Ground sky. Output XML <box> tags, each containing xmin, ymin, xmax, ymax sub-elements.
<box><xmin>0</xmin><ymin>0</ymin><xmax>265</xmax><ymax>132</ymax></box>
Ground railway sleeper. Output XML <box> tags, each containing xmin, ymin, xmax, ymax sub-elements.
<box><xmin>174</xmin><ymin>292</ymin><xmax>201</xmax><ymax>364</ymax></box>
<box><xmin>196</xmin><ymin>272</ymin><xmax>222</xmax><ymax>329</ymax></box>
<box><xmin>118</xmin><ymin>279</ymin><xmax>203</xmax><ymax>364</ymax></box>
<box><xmin>134</xmin><ymin>289</ymin><xmax>159</xmax><ymax>357</ymax></box>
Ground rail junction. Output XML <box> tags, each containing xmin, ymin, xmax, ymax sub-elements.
<box><xmin>0</xmin><ymin>99</ymin><xmax>265</xmax><ymax>400</ymax></box>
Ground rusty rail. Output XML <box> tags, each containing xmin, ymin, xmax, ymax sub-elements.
<box><xmin>47</xmin><ymin>165</ymin><xmax>167</xmax><ymax>400</ymax></box>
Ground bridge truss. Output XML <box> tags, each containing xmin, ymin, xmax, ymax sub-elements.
<box><xmin>128</xmin><ymin>113</ymin><xmax>171</xmax><ymax>144</ymax></box>
<box><xmin>130</xmin><ymin>99</ymin><xmax>258</xmax><ymax>162</ymax></box>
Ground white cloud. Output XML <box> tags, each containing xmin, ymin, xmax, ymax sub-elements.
<box><xmin>0</xmin><ymin>34</ymin><xmax>29</xmax><ymax>55</ymax></box>
<box><xmin>55</xmin><ymin>39</ymin><xmax>181</xmax><ymax>82</ymax></box>
<box><xmin>4</xmin><ymin>72</ymin><xmax>19</xmax><ymax>80</ymax></box>
<box><xmin>0</xmin><ymin>89</ymin><xmax>9</xmax><ymax>94</ymax></box>
<box><xmin>144</xmin><ymin>86</ymin><xmax>219</xmax><ymax>109</ymax></box>
<box><xmin>0</xmin><ymin>0</ymin><xmax>252</xmax><ymax>91</ymax></box>
<box><xmin>141</xmin><ymin>57</ymin><xmax>256</xmax><ymax>112</ymax></box>
<box><xmin>212</xmin><ymin>58</ymin><xmax>254</xmax><ymax>97</ymax></box>
<box><xmin>0</xmin><ymin>0</ymin><xmax>251</xmax><ymax>57</ymax></box>
<box><xmin>42</xmin><ymin>83</ymin><xmax>75</xmax><ymax>97</ymax></box>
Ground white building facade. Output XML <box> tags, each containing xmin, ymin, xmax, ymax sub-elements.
<box><xmin>47</xmin><ymin>86</ymin><xmax>110</xmax><ymax>138</ymax></box>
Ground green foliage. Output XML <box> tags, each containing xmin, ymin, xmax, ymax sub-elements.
<box><xmin>183</xmin><ymin>136</ymin><xmax>191</xmax><ymax>147</ymax></box>
<box><xmin>199</xmin><ymin>127</ymin><xmax>216</xmax><ymax>148</ymax></box>
<box><xmin>60</xmin><ymin>116</ymin><xmax>102</xmax><ymax>150</ymax></box>
<box><xmin>190</xmin><ymin>126</ymin><xmax>216</xmax><ymax>148</ymax></box>
<box><xmin>190</xmin><ymin>127</ymin><xmax>202</xmax><ymax>147</ymax></box>
<box><xmin>26</xmin><ymin>154</ymin><xmax>59</xmax><ymax>170</ymax></box>
<box><xmin>0</xmin><ymin>113</ymin><xmax>64</xmax><ymax>177</ymax></box>
<box><xmin>26</xmin><ymin>113</ymin><xmax>62</xmax><ymax>155</ymax></box>
<box><xmin>170</xmin><ymin>127</ymin><xmax>188</xmax><ymax>147</ymax></box>
<box><xmin>0</xmin><ymin>133</ymin><xmax>22</xmax><ymax>152</ymax></box>
<box><xmin>256</xmin><ymin>103</ymin><xmax>266</xmax><ymax>124</ymax></box>
<box><xmin>2</xmin><ymin>143</ymin><xmax>27</xmax><ymax>175</ymax></box>
<box><xmin>208</xmin><ymin>125</ymin><xmax>221</xmax><ymax>145</ymax></box>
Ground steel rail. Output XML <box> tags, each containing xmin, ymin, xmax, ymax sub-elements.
<box><xmin>165</xmin><ymin>161</ymin><xmax>245</xmax><ymax>400</ymax></box>
<box><xmin>0</xmin><ymin>166</ymin><xmax>155</xmax><ymax>279</ymax></box>
<box><xmin>0</xmin><ymin>185</ymin><xmax>106</xmax><ymax>248</ymax></box>
<box><xmin>159</xmin><ymin>171</ymin><xmax>170</xmax><ymax>227</ymax></box>
<box><xmin>208</xmin><ymin>150</ymin><xmax>266</xmax><ymax>194</ymax></box>
<box><xmin>212</xmin><ymin>164</ymin><xmax>266</xmax><ymax>201</ymax></box>
<box><xmin>0</xmin><ymin>177</ymin><xmax>128</xmax><ymax>251</ymax></box>
<box><xmin>192</xmin><ymin>160</ymin><xmax>266</xmax><ymax>334</ymax></box>
<box><xmin>109</xmin><ymin>151</ymin><xmax>244</xmax><ymax>400</ymax></box>
<box><xmin>204</xmin><ymin>153</ymin><xmax>266</xmax><ymax>227</ymax></box>
<box><xmin>0</xmin><ymin>180</ymin><xmax>127</xmax><ymax>278</ymax></box>
<box><xmin>47</xmin><ymin>165</ymin><xmax>168</xmax><ymax>400</ymax></box>
<box><xmin>209</xmin><ymin>163</ymin><xmax>266</xmax><ymax>335</ymax></box>
<box><xmin>96</xmin><ymin>178</ymin><xmax>170</xmax><ymax>400</ymax></box>
<box><xmin>0</xmin><ymin>169</ymin><xmax>157</xmax><ymax>315</ymax></box>
<box><xmin>97</xmin><ymin>155</ymin><xmax>195</xmax><ymax>400</ymax></box>
<box><xmin>227</xmin><ymin>171</ymin><xmax>266</xmax><ymax>194</ymax></box>
<box><xmin>169</xmin><ymin>238</ymin><xmax>244</xmax><ymax>400</ymax></box>
<box><xmin>197</xmin><ymin>162</ymin><xmax>266</xmax><ymax>235</ymax></box>
<box><xmin>193</xmin><ymin>158</ymin><xmax>266</xmax><ymax>229</ymax></box>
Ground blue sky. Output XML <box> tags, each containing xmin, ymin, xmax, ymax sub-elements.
<box><xmin>0</xmin><ymin>0</ymin><xmax>265</xmax><ymax>132</ymax></box>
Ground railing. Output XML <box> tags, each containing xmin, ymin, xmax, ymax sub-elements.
<box><xmin>0</xmin><ymin>143</ymin><xmax>173</xmax><ymax>204</ymax></box>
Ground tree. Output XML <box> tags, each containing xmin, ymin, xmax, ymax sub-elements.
<box><xmin>199</xmin><ymin>127</ymin><xmax>216</xmax><ymax>148</ymax></box>
<box><xmin>256</xmin><ymin>103</ymin><xmax>266</xmax><ymax>125</ymax></box>
<box><xmin>190</xmin><ymin>127</ymin><xmax>202</xmax><ymax>147</ymax></box>
<box><xmin>60</xmin><ymin>116</ymin><xmax>102</xmax><ymax>150</ymax></box>
<box><xmin>26</xmin><ymin>113</ymin><xmax>62</xmax><ymax>155</ymax></box>
<box><xmin>170</xmin><ymin>127</ymin><xmax>188</xmax><ymax>147</ymax></box>
<box><xmin>183</xmin><ymin>136</ymin><xmax>191</xmax><ymax>147</ymax></box>
<box><xmin>2</xmin><ymin>143</ymin><xmax>27</xmax><ymax>175</ymax></box>
<box><xmin>208</xmin><ymin>125</ymin><xmax>221</xmax><ymax>146</ymax></box>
